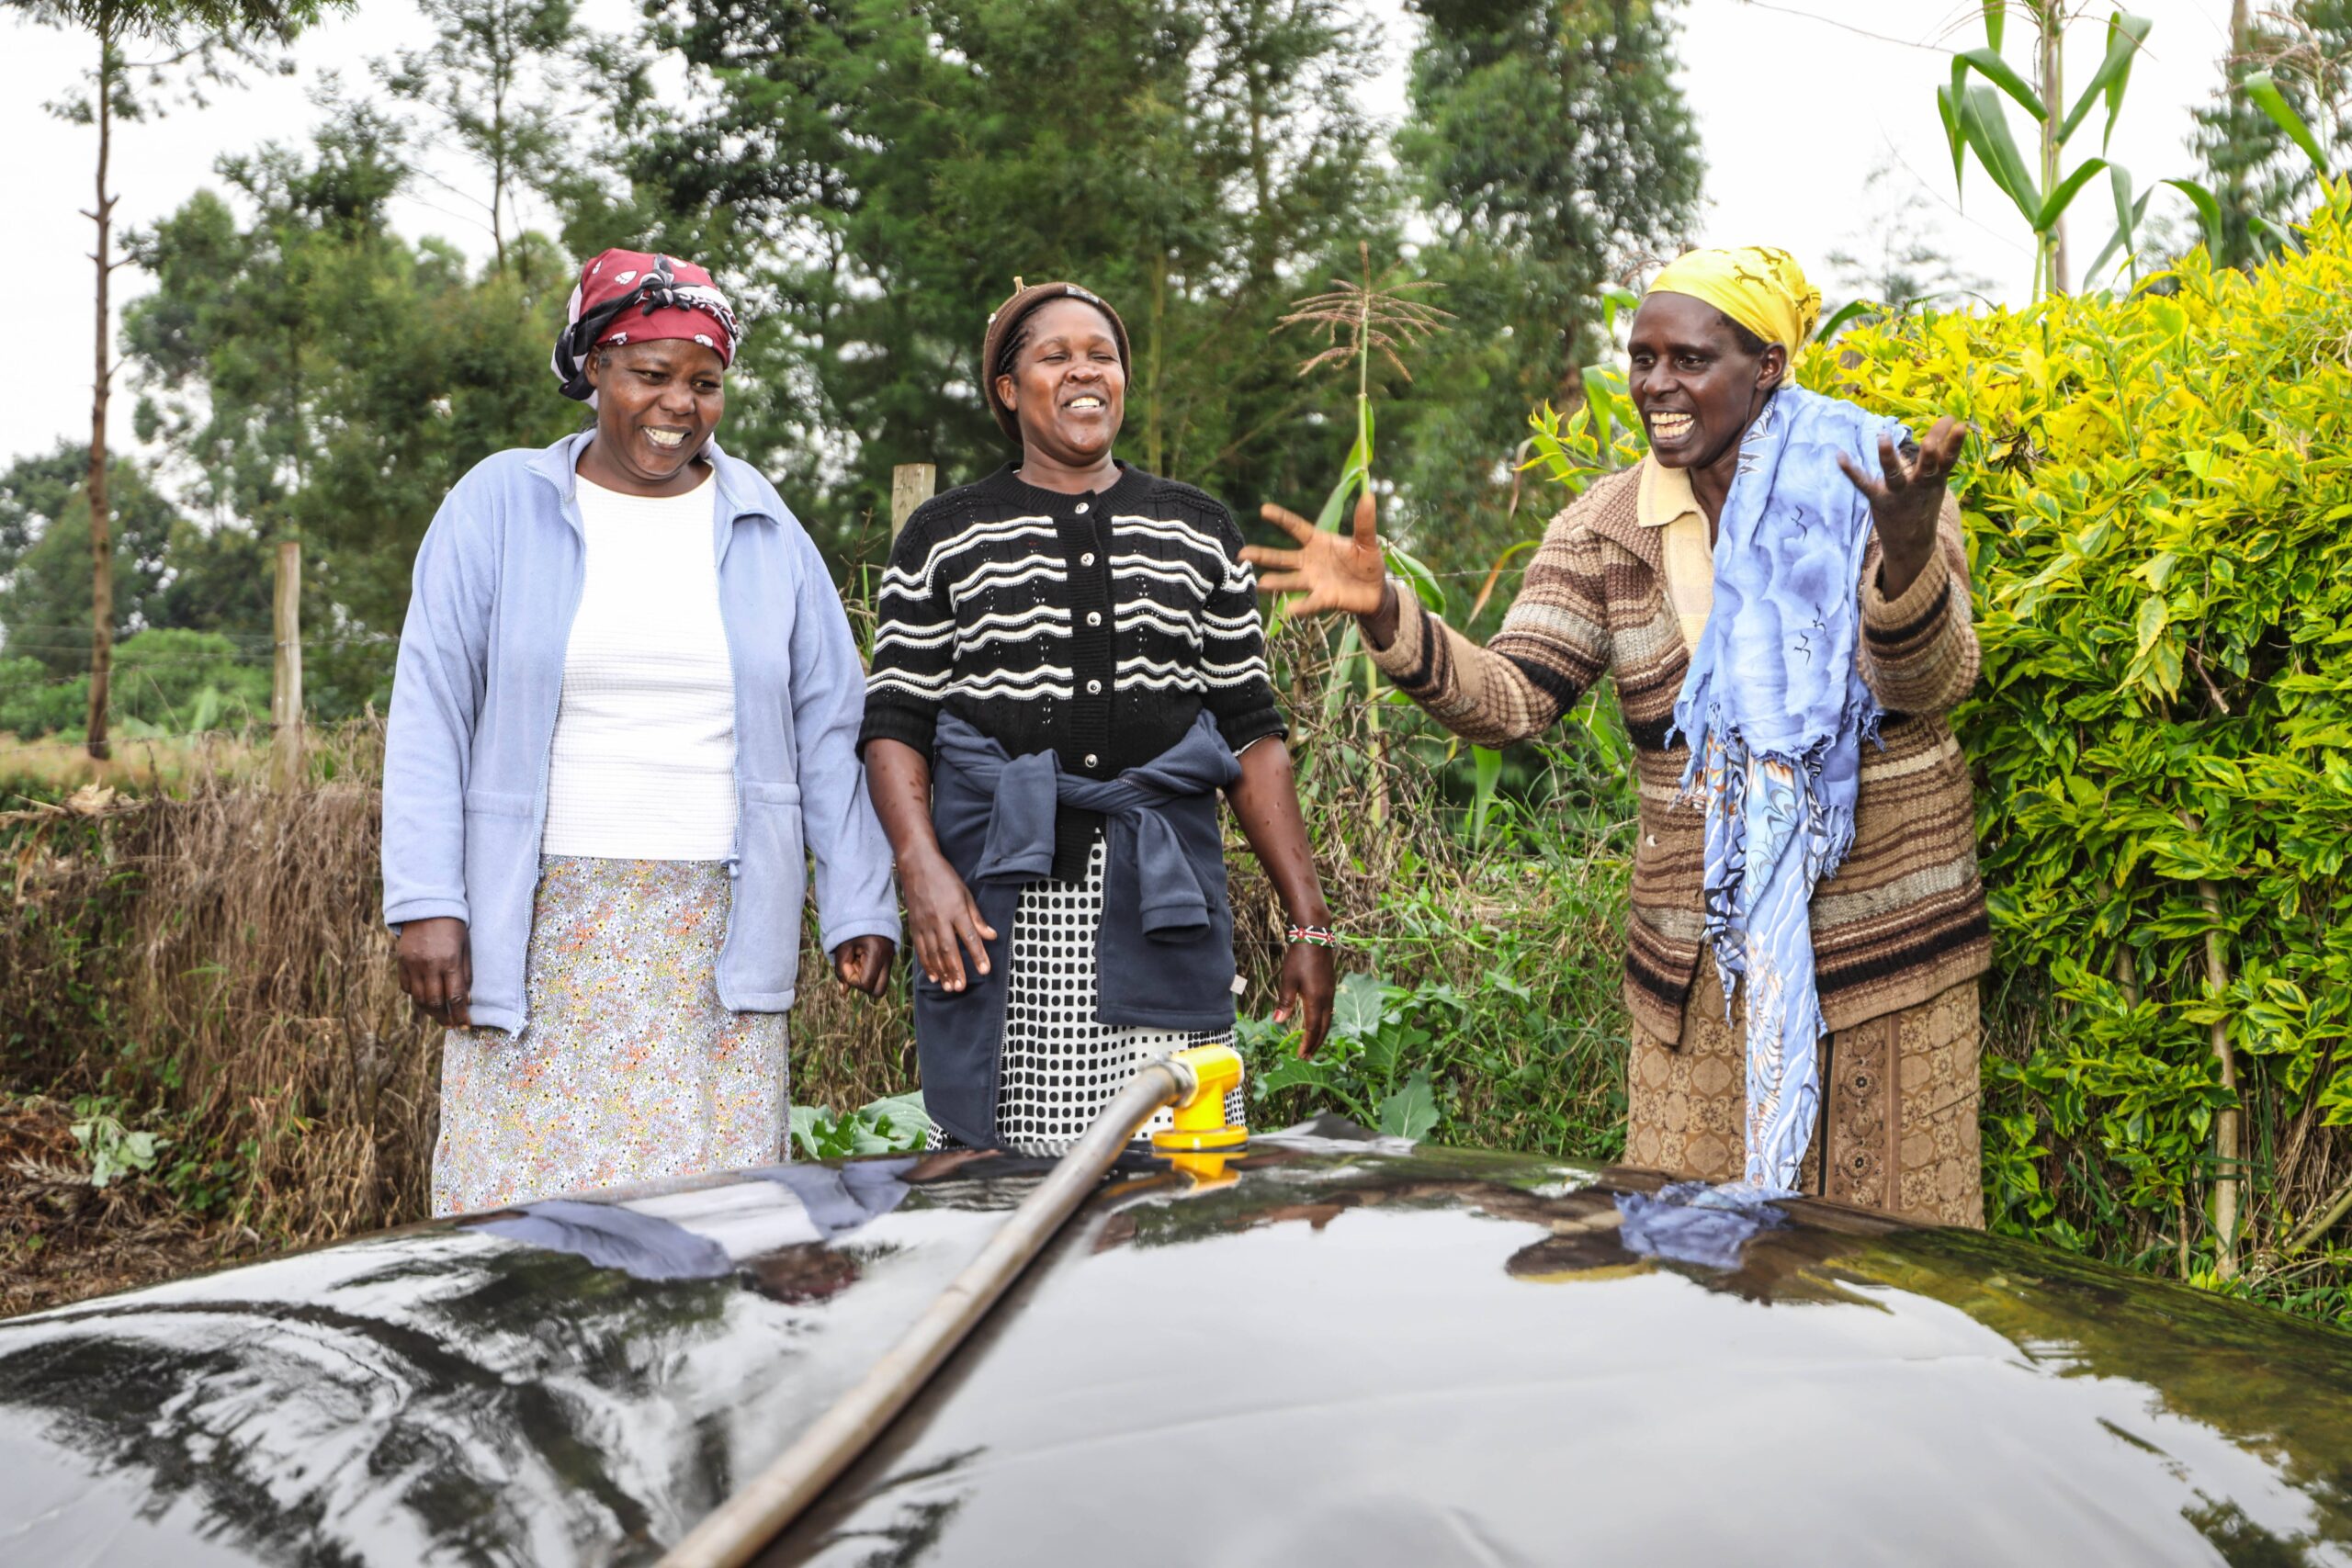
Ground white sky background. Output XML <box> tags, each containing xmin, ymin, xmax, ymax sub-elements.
<box><xmin>0</xmin><ymin>0</ymin><xmax>2240</xmax><ymax>479</ymax></box>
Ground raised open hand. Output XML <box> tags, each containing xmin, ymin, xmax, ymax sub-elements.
<box><xmin>1242</xmin><ymin>488</ymin><xmax>1388</xmax><ymax>619</ymax></box>
<box><xmin>1838</xmin><ymin>415</ymin><xmax>1966</xmax><ymax>599</ymax></box>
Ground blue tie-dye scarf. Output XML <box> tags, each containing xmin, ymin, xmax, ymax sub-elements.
<box><xmin>1670</xmin><ymin>386</ymin><xmax>1907</xmax><ymax>1197</ymax></box>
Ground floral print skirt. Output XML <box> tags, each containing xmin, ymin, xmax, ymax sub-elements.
<box><xmin>431</xmin><ymin>856</ymin><xmax>790</xmax><ymax>1217</ymax></box>
<box><xmin>1625</xmin><ymin>950</ymin><xmax>1984</xmax><ymax>1229</ymax></box>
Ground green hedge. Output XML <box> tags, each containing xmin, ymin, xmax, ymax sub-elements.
<box><xmin>1823</xmin><ymin>184</ymin><xmax>2352</xmax><ymax>1294</ymax></box>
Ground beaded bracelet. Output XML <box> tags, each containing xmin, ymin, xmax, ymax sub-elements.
<box><xmin>1285</xmin><ymin>923</ymin><xmax>1341</xmax><ymax>948</ymax></box>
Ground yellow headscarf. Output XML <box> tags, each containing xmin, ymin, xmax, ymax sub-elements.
<box><xmin>1645</xmin><ymin>246</ymin><xmax>1821</xmax><ymax>360</ymax></box>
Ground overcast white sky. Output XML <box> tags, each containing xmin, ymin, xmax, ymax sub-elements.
<box><xmin>0</xmin><ymin>0</ymin><xmax>2239</xmax><ymax>479</ymax></box>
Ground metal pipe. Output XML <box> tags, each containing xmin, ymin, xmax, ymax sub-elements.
<box><xmin>655</xmin><ymin>1056</ymin><xmax>1199</xmax><ymax>1568</ymax></box>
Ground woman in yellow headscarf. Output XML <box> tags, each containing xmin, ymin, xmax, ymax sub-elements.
<box><xmin>1248</xmin><ymin>247</ymin><xmax>1992</xmax><ymax>1226</ymax></box>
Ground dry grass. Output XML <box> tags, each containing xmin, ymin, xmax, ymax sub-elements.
<box><xmin>0</xmin><ymin>728</ymin><xmax>272</xmax><ymax>802</ymax></box>
<box><xmin>4</xmin><ymin>726</ymin><xmax>439</xmax><ymax>1245</ymax></box>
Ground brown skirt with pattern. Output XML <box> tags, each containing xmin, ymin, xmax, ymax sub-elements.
<box><xmin>1624</xmin><ymin>951</ymin><xmax>1984</xmax><ymax>1228</ymax></box>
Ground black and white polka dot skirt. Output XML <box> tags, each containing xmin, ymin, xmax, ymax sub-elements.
<box><xmin>935</xmin><ymin>840</ymin><xmax>1240</xmax><ymax>1156</ymax></box>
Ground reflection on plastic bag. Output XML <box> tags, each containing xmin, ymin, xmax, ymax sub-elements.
<box><xmin>1613</xmin><ymin>1181</ymin><xmax>1787</xmax><ymax>1272</ymax></box>
<box><xmin>474</xmin><ymin>1198</ymin><xmax>735</xmax><ymax>1280</ymax></box>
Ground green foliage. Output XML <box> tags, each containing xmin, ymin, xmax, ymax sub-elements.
<box><xmin>607</xmin><ymin>0</ymin><xmax>1390</xmax><ymax>562</ymax></box>
<box><xmin>1240</xmin><ymin>735</ymin><xmax>1635</xmax><ymax>1160</ymax></box>
<box><xmin>0</xmin><ymin>444</ymin><xmax>264</xmax><ymax>680</ymax></box>
<box><xmin>2189</xmin><ymin>2</ymin><xmax>2352</xmax><ymax>269</ymax></box>
<box><xmin>1388</xmin><ymin>0</ymin><xmax>1702</xmax><ymax>570</ymax></box>
<box><xmin>69</xmin><ymin>1096</ymin><xmax>172</xmax><ymax>1189</ymax></box>
<box><xmin>1803</xmin><ymin>186</ymin><xmax>2352</xmax><ymax>1277</ymax></box>
<box><xmin>127</xmin><ymin>104</ymin><xmax>578</xmax><ymax>716</ymax></box>
<box><xmin>0</xmin><ymin>628</ymin><xmax>268</xmax><ymax>740</ymax></box>
<box><xmin>789</xmin><ymin>1092</ymin><xmax>934</xmax><ymax>1160</ymax></box>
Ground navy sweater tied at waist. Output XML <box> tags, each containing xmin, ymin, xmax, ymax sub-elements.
<box><xmin>918</xmin><ymin>709</ymin><xmax>1241</xmax><ymax>1148</ymax></box>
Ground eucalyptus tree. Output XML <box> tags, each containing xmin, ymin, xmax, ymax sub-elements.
<box><xmin>128</xmin><ymin>105</ymin><xmax>575</xmax><ymax>714</ymax></box>
<box><xmin>6</xmin><ymin>0</ymin><xmax>336</xmax><ymax>758</ymax></box>
<box><xmin>592</xmin><ymin>0</ymin><xmax>1395</xmax><ymax>561</ymax></box>
<box><xmin>381</xmin><ymin>0</ymin><xmax>584</xmax><ymax>284</ymax></box>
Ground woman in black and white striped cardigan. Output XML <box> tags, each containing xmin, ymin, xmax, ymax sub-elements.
<box><xmin>860</xmin><ymin>280</ymin><xmax>1334</xmax><ymax>1153</ymax></box>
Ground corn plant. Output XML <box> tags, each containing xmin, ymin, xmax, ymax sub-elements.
<box><xmin>1938</xmin><ymin>3</ymin><xmax>2156</xmax><ymax>296</ymax></box>
<box><xmin>1274</xmin><ymin>246</ymin><xmax>1452</xmax><ymax>824</ymax></box>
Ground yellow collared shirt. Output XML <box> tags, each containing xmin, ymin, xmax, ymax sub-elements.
<box><xmin>1637</xmin><ymin>456</ymin><xmax>1714</xmax><ymax>653</ymax></box>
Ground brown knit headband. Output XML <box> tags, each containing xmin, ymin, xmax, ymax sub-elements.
<box><xmin>980</xmin><ymin>278</ymin><xmax>1133</xmax><ymax>450</ymax></box>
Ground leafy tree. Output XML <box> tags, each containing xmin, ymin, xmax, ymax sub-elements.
<box><xmin>380</xmin><ymin>0</ymin><xmax>584</xmax><ymax>282</ymax></box>
<box><xmin>127</xmin><ymin>103</ymin><xmax>576</xmax><ymax>715</ymax></box>
<box><xmin>594</xmin><ymin>0</ymin><xmax>1394</xmax><ymax>561</ymax></box>
<box><xmin>1387</xmin><ymin>0</ymin><xmax>1702</xmax><ymax>573</ymax></box>
<box><xmin>2189</xmin><ymin>0</ymin><xmax>2352</xmax><ymax>268</ymax></box>
<box><xmin>1825</xmin><ymin>161</ymin><xmax>1996</xmax><ymax>323</ymax></box>
<box><xmin>5</xmin><ymin>0</ymin><xmax>338</xmax><ymax>759</ymax></box>
<box><xmin>0</xmin><ymin>443</ymin><xmax>261</xmax><ymax>678</ymax></box>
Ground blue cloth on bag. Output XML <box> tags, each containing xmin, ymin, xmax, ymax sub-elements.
<box><xmin>476</xmin><ymin>1199</ymin><xmax>734</xmax><ymax>1281</ymax></box>
<box><xmin>749</xmin><ymin>1159</ymin><xmax>917</xmax><ymax>1238</ymax></box>
<box><xmin>1668</xmin><ymin>387</ymin><xmax>1909</xmax><ymax>1197</ymax></box>
<box><xmin>917</xmin><ymin>710</ymin><xmax>1241</xmax><ymax>1148</ymax></box>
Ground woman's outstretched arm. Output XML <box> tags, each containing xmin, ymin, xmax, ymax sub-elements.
<box><xmin>1245</xmin><ymin>488</ymin><xmax>1609</xmax><ymax>749</ymax></box>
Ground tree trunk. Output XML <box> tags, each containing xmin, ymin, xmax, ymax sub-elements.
<box><xmin>1244</xmin><ymin>0</ymin><xmax>1275</xmax><ymax>292</ymax></box>
<box><xmin>1145</xmin><ymin>254</ymin><xmax>1166</xmax><ymax>475</ymax></box>
<box><xmin>85</xmin><ymin>21</ymin><xmax>117</xmax><ymax>762</ymax></box>
<box><xmin>270</xmin><ymin>541</ymin><xmax>304</xmax><ymax>791</ymax></box>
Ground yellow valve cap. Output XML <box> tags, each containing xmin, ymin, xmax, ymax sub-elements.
<box><xmin>1155</xmin><ymin>1043</ymin><xmax>1247</xmax><ymax>1153</ymax></box>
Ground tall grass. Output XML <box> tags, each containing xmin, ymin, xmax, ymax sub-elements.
<box><xmin>0</xmin><ymin>621</ymin><xmax>1639</xmax><ymax>1258</ymax></box>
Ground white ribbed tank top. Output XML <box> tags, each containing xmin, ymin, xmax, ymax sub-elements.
<box><xmin>539</xmin><ymin>470</ymin><xmax>738</xmax><ymax>860</ymax></box>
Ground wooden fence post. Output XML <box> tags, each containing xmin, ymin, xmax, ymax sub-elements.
<box><xmin>270</xmin><ymin>540</ymin><xmax>303</xmax><ymax>791</ymax></box>
<box><xmin>890</xmin><ymin>465</ymin><xmax>936</xmax><ymax>544</ymax></box>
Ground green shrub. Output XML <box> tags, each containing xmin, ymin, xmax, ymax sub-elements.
<box><xmin>0</xmin><ymin>629</ymin><xmax>267</xmax><ymax>743</ymax></box>
<box><xmin>1825</xmin><ymin>183</ymin><xmax>2352</xmax><ymax>1292</ymax></box>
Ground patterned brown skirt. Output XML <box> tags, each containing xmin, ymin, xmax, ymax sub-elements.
<box><xmin>1624</xmin><ymin>952</ymin><xmax>1984</xmax><ymax>1228</ymax></box>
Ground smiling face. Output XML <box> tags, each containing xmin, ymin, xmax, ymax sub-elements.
<box><xmin>582</xmin><ymin>338</ymin><xmax>727</xmax><ymax>495</ymax></box>
<box><xmin>996</xmin><ymin>298</ymin><xmax>1125</xmax><ymax>470</ymax></box>
<box><xmin>1626</xmin><ymin>292</ymin><xmax>1786</xmax><ymax>473</ymax></box>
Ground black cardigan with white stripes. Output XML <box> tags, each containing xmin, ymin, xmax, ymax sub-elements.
<box><xmin>859</xmin><ymin>462</ymin><xmax>1287</xmax><ymax>880</ymax></box>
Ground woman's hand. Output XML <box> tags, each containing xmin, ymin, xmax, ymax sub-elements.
<box><xmin>1838</xmin><ymin>415</ymin><xmax>1966</xmax><ymax>599</ymax></box>
<box><xmin>900</xmin><ymin>848</ymin><xmax>998</xmax><ymax>993</ymax></box>
<box><xmin>833</xmin><ymin>935</ymin><xmax>897</xmax><ymax>998</ymax></box>
<box><xmin>396</xmin><ymin>917</ymin><xmax>473</xmax><ymax>1029</ymax></box>
<box><xmin>1243</xmin><ymin>489</ymin><xmax>1390</xmax><ymax>619</ymax></box>
<box><xmin>1274</xmin><ymin>940</ymin><xmax>1337</xmax><ymax>1060</ymax></box>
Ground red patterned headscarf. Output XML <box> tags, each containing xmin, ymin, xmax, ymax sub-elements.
<box><xmin>550</xmin><ymin>249</ymin><xmax>742</xmax><ymax>401</ymax></box>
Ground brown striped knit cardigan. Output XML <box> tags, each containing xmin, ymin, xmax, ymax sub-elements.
<box><xmin>1368</xmin><ymin>464</ymin><xmax>1991</xmax><ymax>1045</ymax></box>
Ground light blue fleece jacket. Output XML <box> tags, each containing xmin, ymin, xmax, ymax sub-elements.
<box><xmin>381</xmin><ymin>432</ymin><xmax>899</xmax><ymax>1034</ymax></box>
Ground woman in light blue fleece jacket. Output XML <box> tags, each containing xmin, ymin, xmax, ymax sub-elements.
<box><xmin>383</xmin><ymin>249</ymin><xmax>899</xmax><ymax>1214</ymax></box>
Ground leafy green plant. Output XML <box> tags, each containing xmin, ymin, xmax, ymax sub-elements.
<box><xmin>69</xmin><ymin>1097</ymin><xmax>170</xmax><ymax>1188</ymax></box>
<box><xmin>1248</xmin><ymin>971</ymin><xmax>1447</xmax><ymax>1138</ymax></box>
<box><xmin>1804</xmin><ymin>181</ymin><xmax>2352</xmax><ymax>1288</ymax></box>
<box><xmin>790</xmin><ymin>1091</ymin><xmax>933</xmax><ymax>1160</ymax></box>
